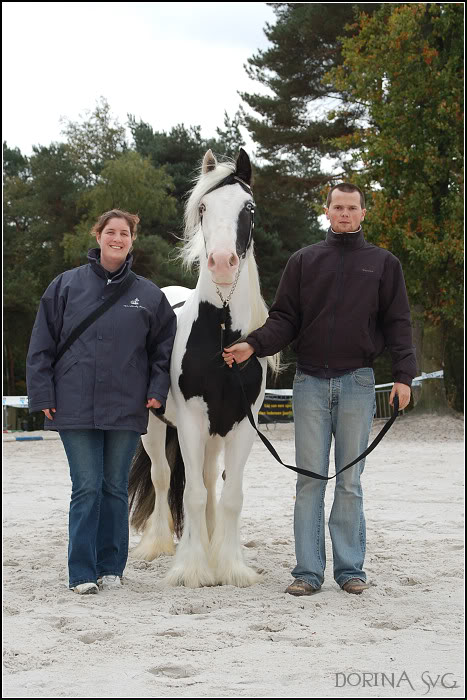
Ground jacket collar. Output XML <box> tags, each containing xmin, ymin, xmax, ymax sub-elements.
<box><xmin>325</xmin><ymin>227</ymin><xmax>366</xmax><ymax>249</ymax></box>
<box><xmin>87</xmin><ymin>248</ymin><xmax>133</xmax><ymax>282</ymax></box>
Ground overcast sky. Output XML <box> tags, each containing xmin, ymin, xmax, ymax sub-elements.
<box><xmin>2</xmin><ymin>2</ymin><xmax>276</xmax><ymax>157</ymax></box>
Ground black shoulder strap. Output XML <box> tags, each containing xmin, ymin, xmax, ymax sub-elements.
<box><xmin>53</xmin><ymin>272</ymin><xmax>137</xmax><ymax>367</ymax></box>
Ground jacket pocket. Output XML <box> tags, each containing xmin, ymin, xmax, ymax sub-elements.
<box><xmin>54</xmin><ymin>354</ymin><xmax>81</xmax><ymax>416</ymax></box>
<box><xmin>54</xmin><ymin>352</ymin><xmax>78</xmax><ymax>381</ymax></box>
<box><xmin>120</xmin><ymin>355</ymin><xmax>148</xmax><ymax>420</ymax></box>
<box><xmin>129</xmin><ymin>352</ymin><xmax>149</xmax><ymax>381</ymax></box>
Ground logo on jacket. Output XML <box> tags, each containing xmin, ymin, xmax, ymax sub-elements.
<box><xmin>124</xmin><ymin>297</ymin><xmax>147</xmax><ymax>311</ymax></box>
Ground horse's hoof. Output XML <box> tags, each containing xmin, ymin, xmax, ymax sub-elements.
<box><xmin>165</xmin><ymin>566</ymin><xmax>216</xmax><ymax>589</ymax></box>
<box><xmin>130</xmin><ymin>539</ymin><xmax>175</xmax><ymax>561</ymax></box>
<box><xmin>215</xmin><ymin>564</ymin><xmax>262</xmax><ymax>587</ymax></box>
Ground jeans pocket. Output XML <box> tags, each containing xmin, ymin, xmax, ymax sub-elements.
<box><xmin>293</xmin><ymin>370</ymin><xmax>307</xmax><ymax>384</ymax></box>
<box><xmin>353</xmin><ymin>368</ymin><xmax>375</xmax><ymax>387</ymax></box>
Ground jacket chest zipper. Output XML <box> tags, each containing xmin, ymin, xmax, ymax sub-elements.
<box><xmin>325</xmin><ymin>248</ymin><xmax>346</xmax><ymax>369</ymax></box>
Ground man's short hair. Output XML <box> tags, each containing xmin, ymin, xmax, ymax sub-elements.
<box><xmin>326</xmin><ymin>183</ymin><xmax>365</xmax><ymax>209</ymax></box>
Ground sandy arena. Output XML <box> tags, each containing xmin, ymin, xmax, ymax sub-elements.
<box><xmin>3</xmin><ymin>414</ymin><xmax>464</xmax><ymax>698</ymax></box>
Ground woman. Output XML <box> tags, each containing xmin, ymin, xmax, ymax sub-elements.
<box><xmin>26</xmin><ymin>210</ymin><xmax>177</xmax><ymax>594</ymax></box>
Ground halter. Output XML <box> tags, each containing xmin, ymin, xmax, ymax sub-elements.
<box><xmin>197</xmin><ymin>173</ymin><xmax>255</xmax><ymax>346</ymax></box>
<box><xmin>199</xmin><ymin>175</ymin><xmax>255</xmax><ymax>262</ymax></box>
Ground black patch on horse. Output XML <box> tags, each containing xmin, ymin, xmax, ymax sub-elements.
<box><xmin>178</xmin><ymin>301</ymin><xmax>262</xmax><ymax>437</ymax></box>
<box><xmin>236</xmin><ymin>204</ymin><xmax>253</xmax><ymax>257</ymax></box>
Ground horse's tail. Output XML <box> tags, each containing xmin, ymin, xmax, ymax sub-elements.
<box><xmin>129</xmin><ymin>427</ymin><xmax>186</xmax><ymax>536</ymax></box>
<box><xmin>166</xmin><ymin>425</ymin><xmax>185</xmax><ymax>538</ymax></box>
<box><xmin>128</xmin><ymin>441</ymin><xmax>154</xmax><ymax>532</ymax></box>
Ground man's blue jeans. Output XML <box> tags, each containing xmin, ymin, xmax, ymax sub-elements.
<box><xmin>291</xmin><ymin>369</ymin><xmax>375</xmax><ymax>589</ymax></box>
<box><xmin>59</xmin><ymin>429</ymin><xmax>140</xmax><ymax>588</ymax></box>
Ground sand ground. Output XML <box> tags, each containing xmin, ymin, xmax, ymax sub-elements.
<box><xmin>3</xmin><ymin>413</ymin><xmax>464</xmax><ymax>698</ymax></box>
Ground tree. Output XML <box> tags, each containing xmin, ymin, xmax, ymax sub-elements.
<box><xmin>60</xmin><ymin>97</ymin><xmax>127</xmax><ymax>185</ymax></box>
<box><xmin>213</xmin><ymin>110</ymin><xmax>246</xmax><ymax>159</ymax></box>
<box><xmin>241</xmin><ymin>2</ymin><xmax>380</xmax><ymax>191</ymax></box>
<box><xmin>324</xmin><ymin>3</ymin><xmax>463</xmax><ymax>412</ymax></box>
<box><xmin>3</xmin><ymin>142</ymin><xmax>84</xmax><ymax>396</ymax></box>
<box><xmin>62</xmin><ymin>151</ymin><xmax>187</xmax><ymax>288</ymax></box>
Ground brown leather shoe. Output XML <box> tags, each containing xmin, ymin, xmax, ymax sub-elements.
<box><xmin>341</xmin><ymin>578</ymin><xmax>370</xmax><ymax>594</ymax></box>
<box><xmin>285</xmin><ymin>579</ymin><xmax>320</xmax><ymax>596</ymax></box>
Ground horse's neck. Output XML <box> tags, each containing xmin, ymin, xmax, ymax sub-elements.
<box><xmin>196</xmin><ymin>262</ymin><xmax>253</xmax><ymax>335</ymax></box>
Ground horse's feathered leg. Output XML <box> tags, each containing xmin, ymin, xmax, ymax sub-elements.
<box><xmin>131</xmin><ymin>411</ymin><xmax>175</xmax><ymax>560</ymax></box>
<box><xmin>210</xmin><ymin>418</ymin><xmax>262</xmax><ymax>587</ymax></box>
<box><xmin>165</xmin><ymin>400</ymin><xmax>215</xmax><ymax>588</ymax></box>
<box><xmin>204</xmin><ymin>436</ymin><xmax>222</xmax><ymax>540</ymax></box>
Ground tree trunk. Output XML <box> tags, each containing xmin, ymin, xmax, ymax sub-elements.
<box><xmin>411</xmin><ymin>320</ymin><xmax>451</xmax><ymax>415</ymax></box>
<box><xmin>4</xmin><ymin>342</ymin><xmax>16</xmax><ymax>396</ymax></box>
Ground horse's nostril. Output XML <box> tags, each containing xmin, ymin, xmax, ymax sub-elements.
<box><xmin>230</xmin><ymin>255</ymin><xmax>238</xmax><ymax>267</ymax></box>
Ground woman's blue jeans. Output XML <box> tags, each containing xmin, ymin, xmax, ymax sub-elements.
<box><xmin>291</xmin><ymin>369</ymin><xmax>375</xmax><ymax>589</ymax></box>
<box><xmin>59</xmin><ymin>429</ymin><xmax>140</xmax><ymax>588</ymax></box>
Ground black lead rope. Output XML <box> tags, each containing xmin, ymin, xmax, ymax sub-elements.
<box><xmin>231</xmin><ymin>361</ymin><xmax>399</xmax><ymax>481</ymax></box>
<box><xmin>220</xmin><ymin>303</ymin><xmax>228</xmax><ymax>351</ymax></box>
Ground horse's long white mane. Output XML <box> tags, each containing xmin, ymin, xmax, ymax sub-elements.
<box><xmin>180</xmin><ymin>160</ymin><xmax>281</xmax><ymax>375</ymax></box>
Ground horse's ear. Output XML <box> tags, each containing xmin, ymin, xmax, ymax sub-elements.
<box><xmin>202</xmin><ymin>150</ymin><xmax>217</xmax><ymax>174</ymax></box>
<box><xmin>235</xmin><ymin>148</ymin><xmax>252</xmax><ymax>186</ymax></box>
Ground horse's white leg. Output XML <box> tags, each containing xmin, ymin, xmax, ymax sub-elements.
<box><xmin>165</xmin><ymin>401</ymin><xmax>215</xmax><ymax>588</ymax></box>
<box><xmin>210</xmin><ymin>419</ymin><xmax>261</xmax><ymax>587</ymax></box>
<box><xmin>204</xmin><ymin>436</ymin><xmax>222</xmax><ymax>541</ymax></box>
<box><xmin>131</xmin><ymin>412</ymin><xmax>175</xmax><ymax>560</ymax></box>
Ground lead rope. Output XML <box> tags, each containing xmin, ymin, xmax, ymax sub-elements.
<box><xmin>231</xmin><ymin>361</ymin><xmax>399</xmax><ymax>480</ymax></box>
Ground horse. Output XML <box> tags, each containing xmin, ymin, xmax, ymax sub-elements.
<box><xmin>128</xmin><ymin>148</ymin><xmax>279</xmax><ymax>588</ymax></box>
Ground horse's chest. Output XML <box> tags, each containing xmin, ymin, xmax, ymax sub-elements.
<box><xmin>178</xmin><ymin>302</ymin><xmax>263</xmax><ymax>436</ymax></box>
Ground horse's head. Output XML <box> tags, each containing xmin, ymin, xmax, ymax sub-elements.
<box><xmin>183</xmin><ymin>149</ymin><xmax>255</xmax><ymax>287</ymax></box>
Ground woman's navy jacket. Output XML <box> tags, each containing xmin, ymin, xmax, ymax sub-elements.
<box><xmin>26</xmin><ymin>249</ymin><xmax>177</xmax><ymax>434</ymax></box>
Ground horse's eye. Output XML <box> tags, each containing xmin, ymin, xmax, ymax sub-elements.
<box><xmin>245</xmin><ymin>202</ymin><xmax>255</xmax><ymax>213</ymax></box>
<box><xmin>199</xmin><ymin>203</ymin><xmax>206</xmax><ymax>215</ymax></box>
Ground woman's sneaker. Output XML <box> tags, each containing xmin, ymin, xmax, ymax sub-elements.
<box><xmin>98</xmin><ymin>575</ymin><xmax>122</xmax><ymax>590</ymax></box>
<box><xmin>73</xmin><ymin>582</ymin><xmax>98</xmax><ymax>595</ymax></box>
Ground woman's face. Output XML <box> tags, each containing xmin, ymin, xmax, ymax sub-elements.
<box><xmin>96</xmin><ymin>217</ymin><xmax>134</xmax><ymax>272</ymax></box>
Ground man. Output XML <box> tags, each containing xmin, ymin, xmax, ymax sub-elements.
<box><xmin>223</xmin><ymin>184</ymin><xmax>416</xmax><ymax>596</ymax></box>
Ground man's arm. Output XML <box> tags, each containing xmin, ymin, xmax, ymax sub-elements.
<box><xmin>379</xmin><ymin>255</ymin><xmax>417</xmax><ymax>409</ymax></box>
<box><xmin>246</xmin><ymin>252</ymin><xmax>303</xmax><ymax>357</ymax></box>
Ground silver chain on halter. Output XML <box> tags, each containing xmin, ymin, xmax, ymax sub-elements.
<box><xmin>214</xmin><ymin>264</ymin><xmax>242</xmax><ymax>307</ymax></box>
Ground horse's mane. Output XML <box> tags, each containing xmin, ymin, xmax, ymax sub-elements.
<box><xmin>180</xmin><ymin>159</ymin><xmax>281</xmax><ymax>375</ymax></box>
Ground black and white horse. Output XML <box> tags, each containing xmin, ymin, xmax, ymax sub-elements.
<box><xmin>129</xmin><ymin>149</ymin><xmax>279</xmax><ymax>587</ymax></box>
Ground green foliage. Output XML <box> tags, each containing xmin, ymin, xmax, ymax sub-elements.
<box><xmin>60</xmin><ymin>97</ymin><xmax>127</xmax><ymax>185</ymax></box>
<box><xmin>320</xmin><ymin>2</ymin><xmax>463</xmax><ymax>408</ymax></box>
<box><xmin>214</xmin><ymin>111</ymin><xmax>246</xmax><ymax>159</ymax></box>
<box><xmin>83</xmin><ymin>151</ymin><xmax>177</xmax><ymax>233</ymax></box>
<box><xmin>323</xmin><ymin>3</ymin><xmax>463</xmax><ymax>329</ymax></box>
<box><xmin>241</xmin><ymin>3</ymin><xmax>380</xmax><ymax>172</ymax></box>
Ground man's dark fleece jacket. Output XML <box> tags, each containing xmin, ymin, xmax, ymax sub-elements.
<box><xmin>246</xmin><ymin>229</ymin><xmax>417</xmax><ymax>387</ymax></box>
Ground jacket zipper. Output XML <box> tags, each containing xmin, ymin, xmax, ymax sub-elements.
<box><xmin>325</xmin><ymin>247</ymin><xmax>346</xmax><ymax>368</ymax></box>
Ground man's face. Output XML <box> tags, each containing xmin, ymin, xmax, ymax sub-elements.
<box><xmin>325</xmin><ymin>190</ymin><xmax>366</xmax><ymax>233</ymax></box>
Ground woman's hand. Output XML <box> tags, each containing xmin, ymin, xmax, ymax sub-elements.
<box><xmin>42</xmin><ymin>408</ymin><xmax>56</xmax><ymax>420</ymax></box>
<box><xmin>146</xmin><ymin>398</ymin><xmax>162</xmax><ymax>409</ymax></box>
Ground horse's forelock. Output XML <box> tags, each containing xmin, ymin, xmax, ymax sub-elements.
<box><xmin>181</xmin><ymin>161</ymin><xmax>237</xmax><ymax>267</ymax></box>
<box><xmin>184</xmin><ymin>162</ymin><xmax>236</xmax><ymax>233</ymax></box>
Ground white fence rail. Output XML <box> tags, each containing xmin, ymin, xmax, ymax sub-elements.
<box><xmin>3</xmin><ymin>372</ymin><xmax>444</xmax><ymax>429</ymax></box>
